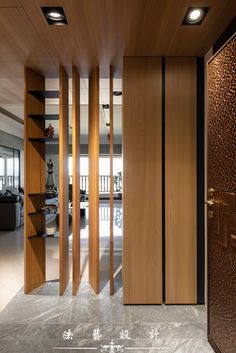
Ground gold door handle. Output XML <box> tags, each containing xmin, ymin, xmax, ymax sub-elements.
<box><xmin>204</xmin><ymin>200</ymin><xmax>215</xmax><ymax>206</ymax></box>
<box><xmin>205</xmin><ymin>188</ymin><xmax>215</xmax><ymax>218</ymax></box>
<box><xmin>205</xmin><ymin>188</ymin><xmax>215</xmax><ymax>207</ymax></box>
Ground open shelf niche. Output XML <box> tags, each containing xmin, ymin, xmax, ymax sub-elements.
<box><xmin>24</xmin><ymin>67</ymin><xmax>69</xmax><ymax>295</ymax></box>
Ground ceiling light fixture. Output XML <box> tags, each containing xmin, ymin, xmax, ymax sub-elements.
<box><xmin>46</xmin><ymin>12</ymin><xmax>65</xmax><ymax>21</ymax></box>
<box><xmin>41</xmin><ymin>7</ymin><xmax>68</xmax><ymax>25</ymax></box>
<box><xmin>182</xmin><ymin>7</ymin><xmax>209</xmax><ymax>25</ymax></box>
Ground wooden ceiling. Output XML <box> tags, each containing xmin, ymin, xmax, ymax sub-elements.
<box><xmin>0</xmin><ymin>0</ymin><xmax>235</xmax><ymax>78</ymax></box>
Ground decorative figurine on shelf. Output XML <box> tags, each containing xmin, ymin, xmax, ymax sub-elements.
<box><xmin>46</xmin><ymin>159</ymin><xmax>57</xmax><ymax>195</ymax></box>
<box><xmin>44</xmin><ymin>123</ymin><xmax>54</xmax><ymax>138</ymax></box>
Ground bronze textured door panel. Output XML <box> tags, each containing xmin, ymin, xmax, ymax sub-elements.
<box><xmin>207</xmin><ymin>34</ymin><xmax>236</xmax><ymax>353</ymax></box>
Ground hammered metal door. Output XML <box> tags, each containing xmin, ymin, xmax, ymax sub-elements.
<box><xmin>207</xmin><ymin>34</ymin><xmax>236</xmax><ymax>353</ymax></box>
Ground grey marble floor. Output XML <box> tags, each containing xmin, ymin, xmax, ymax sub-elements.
<box><xmin>0</xmin><ymin>201</ymin><xmax>123</xmax><ymax>310</ymax></box>
<box><xmin>0</xmin><ymin>201</ymin><xmax>214</xmax><ymax>353</ymax></box>
<box><xmin>0</xmin><ymin>282</ymin><xmax>214</xmax><ymax>353</ymax></box>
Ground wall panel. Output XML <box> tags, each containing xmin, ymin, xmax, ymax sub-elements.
<box><xmin>72</xmin><ymin>66</ymin><xmax>81</xmax><ymax>295</ymax></box>
<box><xmin>109</xmin><ymin>66</ymin><xmax>114</xmax><ymax>295</ymax></box>
<box><xmin>89</xmin><ymin>68</ymin><xmax>100</xmax><ymax>294</ymax></box>
<box><xmin>59</xmin><ymin>66</ymin><xmax>69</xmax><ymax>295</ymax></box>
<box><xmin>123</xmin><ymin>57</ymin><xmax>162</xmax><ymax>304</ymax></box>
<box><xmin>165</xmin><ymin>57</ymin><xmax>197</xmax><ymax>304</ymax></box>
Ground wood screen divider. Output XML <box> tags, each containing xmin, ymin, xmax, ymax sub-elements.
<box><xmin>109</xmin><ymin>66</ymin><xmax>114</xmax><ymax>295</ymax></box>
<box><xmin>72</xmin><ymin>66</ymin><xmax>81</xmax><ymax>295</ymax></box>
<box><xmin>89</xmin><ymin>67</ymin><xmax>100</xmax><ymax>294</ymax></box>
<box><xmin>24</xmin><ymin>67</ymin><xmax>45</xmax><ymax>293</ymax></box>
<box><xmin>59</xmin><ymin>66</ymin><xmax>69</xmax><ymax>295</ymax></box>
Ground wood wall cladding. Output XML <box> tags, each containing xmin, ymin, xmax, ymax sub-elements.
<box><xmin>59</xmin><ymin>66</ymin><xmax>69</xmax><ymax>295</ymax></box>
<box><xmin>24</xmin><ymin>67</ymin><xmax>45</xmax><ymax>293</ymax></box>
<box><xmin>123</xmin><ymin>57</ymin><xmax>162</xmax><ymax>304</ymax></box>
<box><xmin>89</xmin><ymin>67</ymin><xmax>100</xmax><ymax>294</ymax></box>
<box><xmin>165</xmin><ymin>57</ymin><xmax>197</xmax><ymax>304</ymax></box>
<box><xmin>109</xmin><ymin>66</ymin><xmax>114</xmax><ymax>296</ymax></box>
<box><xmin>72</xmin><ymin>66</ymin><xmax>81</xmax><ymax>296</ymax></box>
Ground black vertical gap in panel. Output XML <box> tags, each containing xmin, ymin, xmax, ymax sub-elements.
<box><xmin>162</xmin><ymin>57</ymin><xmax>165</xmax><ymax>304</ymax></box>
<box><xmin>197</xmin><ymin>57</ymin><xmax>205</xmax><ymax>304</ymax></box>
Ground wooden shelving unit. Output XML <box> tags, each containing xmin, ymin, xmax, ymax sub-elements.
<box><xmin>28</xmin><ymin>137</ymin><xmax>59</xmax><ymax>143</ymax></box>
<box><xmin>28</xmin><ymin>232</ymin><xmax>58</xmax><ymax>240</ymax></box>
<box><xmin>24</xmin><ymin>67</ymin><xmax>69</xmax><ymax>295</ymax></box>
<box><xmin>28</xmin><ymin>114</ymin><xmax>59</xmax><ymax>121</ymax></box>
<box><xmin>28</xmin><ymin>90</ymin><xmax>59</xmax><ymax>99</ymax></box>
<box><xmin>28</xmin><ymin>209</ymin><xmax>49</xmax><ymax>216</ymax></box>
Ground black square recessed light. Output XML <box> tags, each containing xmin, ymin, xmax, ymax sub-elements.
<box><xmin>41</xmin><ymin>7</ymin><xmax>68</xmax><ymax>25</ymax></box>
<box><xmin>182</xmin><ymin>7</ymin><xmax>209</xmax><ymax>25</ymax></box>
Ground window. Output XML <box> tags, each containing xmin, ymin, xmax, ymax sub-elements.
<box><xmin>68</xmin><ymin>156</ymin><xmax>123</xmax><ymax>193</ymax></box>
<box><xmin>0</xmin><ymin>146</ymin><xmax>20</xmax><ymax>191</ymax></box>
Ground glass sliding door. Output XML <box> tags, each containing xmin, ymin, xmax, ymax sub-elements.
<box><xmin>0</xmin><ymin>155</ymin><xmax>5</xmax><ymax>190</ymax></box>
<box><xmin>0</xmin><ymin>146</ymin><xmax>20</xmax><ymax>191</ymax></box>
<box><xmin>6</xmin><ymin>154</ymin><xmax>14</xmax><ymax>187</ymax></box>
<box><xmin>13</xmin><ymin>149</ymin><xmax>20</xmax><ymax>189</ymax></box>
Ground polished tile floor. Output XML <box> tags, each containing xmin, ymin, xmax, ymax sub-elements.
<box><xmin>0</xmin><ymin>201</ymin><xmax>214</xmax><ymax>353</ymax></box>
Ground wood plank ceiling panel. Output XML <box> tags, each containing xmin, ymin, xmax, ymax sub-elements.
<box><xmin>0</xmin><ymin>0</ymin><xmax>21</xmax><ymax>7</ymax></box>
<box><xmin>0</xmin><ymin>8</ymin><xmax>52</xmax><ymax>62</ymax></box>
<box><xmin>15</xmin><ymin>0</ymin><xmax>236</xmax><ymax>74</ymax></box>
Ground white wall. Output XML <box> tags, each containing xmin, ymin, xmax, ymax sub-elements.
<box><xmin>0</xmin><ymin>114</ymin><xmax>24</xmax><ymax>139</ymax></box>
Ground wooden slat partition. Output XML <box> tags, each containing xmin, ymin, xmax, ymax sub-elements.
<box><xmin>24</xmin><ymin>67</ymin><xmax>45</xmax><ymax>293</ymax></box>
<box><xmin>123</xmin><ymin>57</ymin><xmax>162</xmax><ymax>304</ymax></box>
<box><xmin>165</xmin><ymin>57</ymin><xmax>197</xmax><ymax>304</ymax></box>
<box><xmin>72</xmin><ymin>66</ymin><xmax>81</xmax><ymax>295</ymax></box>
<box><xmin>109</xmin><ymin>66</ymin><xmax>114</xmax><ymax>295</ymax></box>
<box><xmin>59</xmin><ymin>66</ymin><xmax>69</xmax><ymax>295</ymax></box>
<box><xmin>89</xmin><ymin>67</ymin><xmax>100</xmax><ymax>294</ymax></box>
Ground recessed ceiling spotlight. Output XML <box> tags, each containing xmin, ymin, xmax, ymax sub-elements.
<box><xmin>41</xmin><ymin>7</ymin><xmax>68</xmax><ymax>25</ymax></box>
<box><xmin>46</xmin><ymin>12</ymin><xmax>65</xmax><ymax>21</ymax></box>
<box><xmin>182</xmin><ymin>7</ymin><xmax>209</xmax><ymax>25</ymax></box>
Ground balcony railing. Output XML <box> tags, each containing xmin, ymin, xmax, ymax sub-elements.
<box><xmin>0</xmin><ymin>175</ymin><xmax>18</xmax><ymax>190</ymax></box>
<box><xmin>69</xmin><ymin>175</ymin><xmax>122</xmax><ymax>193</ymax></box>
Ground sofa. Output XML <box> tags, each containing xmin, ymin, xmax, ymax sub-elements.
<box><xmin>0</xmin><ymin>189</ymin><xmax>24</xmax><ymax>230</ymax></box>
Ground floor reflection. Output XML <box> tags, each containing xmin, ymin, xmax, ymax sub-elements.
<box><xmin>79</xmin><ymin>200</ymin><xmax>122</xmax><ymax>288</ymax></box>
<box><xmin>0</xmin><ymin>200</ymin><xmax>122</xmax><ymax>311</ymax></box>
